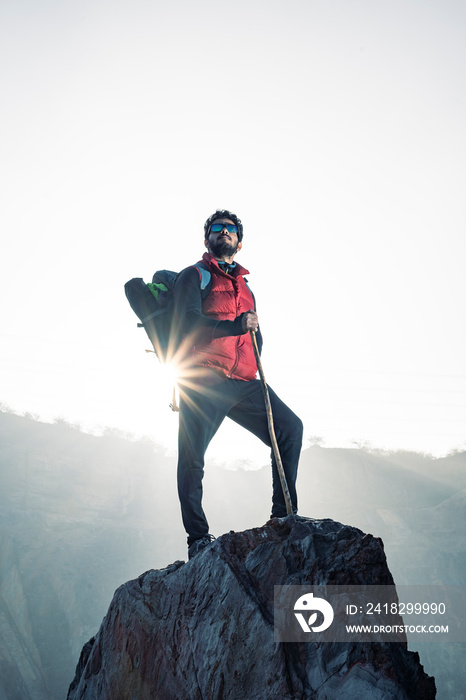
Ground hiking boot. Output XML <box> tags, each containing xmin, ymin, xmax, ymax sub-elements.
<box><xmin>188</xmin><ymin>534</ymin><xmax>216</xmax><ymax>560</ymax></box>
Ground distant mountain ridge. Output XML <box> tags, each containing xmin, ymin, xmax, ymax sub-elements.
<box><xmin>0</xmin><ymin>410</ymin><xmax>464</xmax><ymax>698</ymax></box>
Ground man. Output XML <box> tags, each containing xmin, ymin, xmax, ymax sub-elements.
<box><xmin>174</xmin><ymin>209</ymin><xmax>303</xmax><ymax>559</ymax></box>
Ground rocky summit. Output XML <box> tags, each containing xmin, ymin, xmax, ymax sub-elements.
<box><xmin>68</xmin><ymin>517</ymin><xmax>436</xmax><ymax>699</ymax></box>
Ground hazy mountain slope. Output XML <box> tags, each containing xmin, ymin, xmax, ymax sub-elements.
<box><xmin>0</xmin><ymin>411</ymin><xmax>464</xmax><ymax>699</ymax></box>
<box><xmin>0</xmin><ymin>412</ymin><xmax>182</xmax><ymax>699</ymax></box>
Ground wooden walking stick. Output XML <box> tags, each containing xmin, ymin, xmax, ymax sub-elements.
<box><xmin>250</xmin><ymin>330</ymin><xmax>293</xmax><ymax>515</ymax></box>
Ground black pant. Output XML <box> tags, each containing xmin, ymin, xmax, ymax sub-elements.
<box><xmin>177</xmin><ymin>368</ymin><xmax>303</xmax><ymax>544</ymax></box>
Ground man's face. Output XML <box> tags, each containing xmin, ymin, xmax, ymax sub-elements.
<box><xmin>205</xmin><ymin>218</ymin><xmax>241</xmax><ymax>259</ymax></box>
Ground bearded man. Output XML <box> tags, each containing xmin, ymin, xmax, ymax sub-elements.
<box><xmin>174</xmin><ymin>209</ymin><xmax>303</xmax><ymax>559</ymax></box>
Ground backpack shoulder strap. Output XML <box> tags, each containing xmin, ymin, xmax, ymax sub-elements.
<box><xmin>192</xmin><ymin>262</ymin><xmax>211</xmax><ymax>296</ymax></box>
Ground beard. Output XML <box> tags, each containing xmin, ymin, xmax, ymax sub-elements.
<box><xmin>209</xmin><ymin>237</ymin><xmax>238</xmax><ymax>259</ymax></box>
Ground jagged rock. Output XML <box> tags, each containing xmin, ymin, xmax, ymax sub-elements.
<box><xmin>67</xmin><ymin>517</ymin><xmax>436</xmax><ymax>699</ymax></box>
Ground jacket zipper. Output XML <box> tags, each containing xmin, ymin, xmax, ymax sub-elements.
<box><xmin>228</xmin><ymin>336</ymin><xmax>241</xmax><ymax>377</ymax></box>
<box><xmin>227</xmin><ymin>278</ymin><xmax>242</xmax><ymax>378</ymax></box>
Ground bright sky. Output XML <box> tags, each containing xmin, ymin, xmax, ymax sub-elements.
<box><xmin>1</xmin><ymin>0</ymin><xmax>466</xmax><ymax>464</ymax></box>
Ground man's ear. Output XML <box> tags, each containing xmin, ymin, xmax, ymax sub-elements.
<box><xmin>237</xmin><ymin>241</ymin><xmax>242</xmax><ymax>252</ymax></box>
<box><xmin>204</xmin><ymin>239</ymin><xmax>209</xmax><ymax>249</ymax></box>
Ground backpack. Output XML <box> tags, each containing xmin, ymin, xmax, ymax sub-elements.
<box><xmin>124</xmin><ymin>263</ymin><xmax>211</xmax><ymax>363</ymax></box>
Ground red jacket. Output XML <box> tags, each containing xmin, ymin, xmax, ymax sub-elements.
<box><xmin>192</xmin><ymin>253</ymin><xmax>258</xmax><ymax>381</ymax></box>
